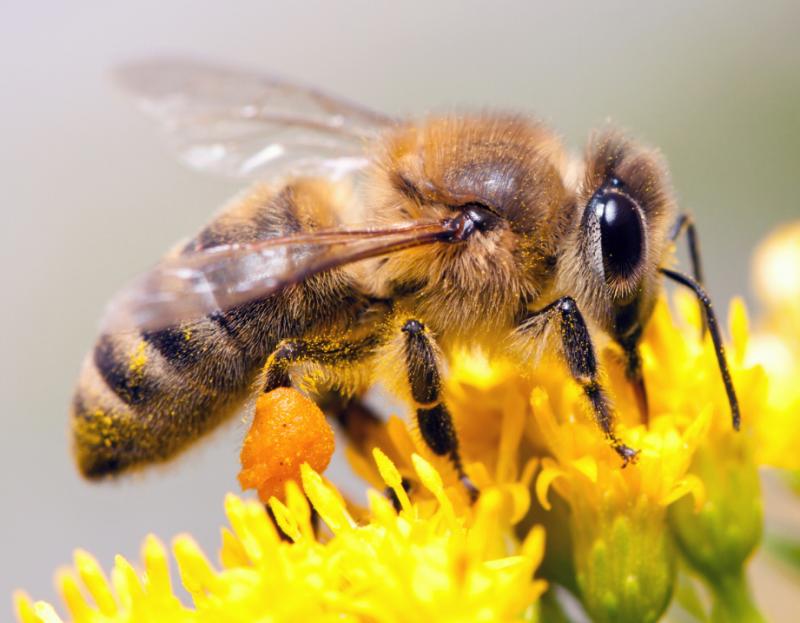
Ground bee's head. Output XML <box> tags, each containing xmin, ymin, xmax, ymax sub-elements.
<box><xmin>557</xmin><ymin>130</ymin><xmax>676</xmax><ymax>340</ymax></box>
<box><xmin>367</xmin><ymin>115</ymin><xmax>574</xmax><ymax>333</ymax></box>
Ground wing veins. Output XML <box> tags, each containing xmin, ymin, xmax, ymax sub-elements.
<box><xmin>101</xmin><ymin>220</ymin><xmax>456</xmax><ymax>333</ymax></box>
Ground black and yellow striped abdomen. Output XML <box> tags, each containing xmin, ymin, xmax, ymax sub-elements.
<box><xmin>71</xmin><ymin>180</ymin><xmax>362</xmax><ymax>478</ymax></box>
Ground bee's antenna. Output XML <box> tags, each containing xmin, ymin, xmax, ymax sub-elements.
<box><xmin>660</xmin><ymin>267</ymin><xmax>741</xmax><ymax>430</ymax></box>
<box><xmin>670</xmin><ymin>213</ymin><xmax>707</xmax><ymax>335</ymax></box>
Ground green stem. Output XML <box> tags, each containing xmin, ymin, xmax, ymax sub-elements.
<box><xmin>709</xmin><ymin>570</ymin><xmax>766</xmax><ymax>623</ymax></box>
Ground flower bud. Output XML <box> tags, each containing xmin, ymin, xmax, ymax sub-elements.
<box><xmin>669</xmin><ymin>435</ymin><xmax>762</xmax><ymax>583</ymax></box>
<box><xmin>571</xmin><ymin>494</ymin><xmax>675</xmax><ymax>623</ymax></box>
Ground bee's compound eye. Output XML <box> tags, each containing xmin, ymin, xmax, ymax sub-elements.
<box><xmin>594</xmin><ymin>191</ymin><xmax>644</xmax><ymax>279</ymax></box>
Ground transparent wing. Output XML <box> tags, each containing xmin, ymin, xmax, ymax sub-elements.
<box><xmin>114</xmin><ymin>57</ymin><xmax>395</xmax><ymax>181</ymax></box>
<box><xmin>101</xmin><ymin>221</ymin><xmax>455</xmax><ymax>333</ymax></box>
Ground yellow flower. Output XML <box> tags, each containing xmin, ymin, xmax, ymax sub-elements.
<box><xmin>15</xmin><ymin>452</ymin><xmax>546</xmax><ymax>623</ymax></box>
<box><xmin>747</xmin><ymin>220</ymin><xmax>800</xmax><ymax>470</ymax></box>
<box><xmin>347</xmin><ymin>351</ymin><xmax>537</xmax><ymax>524</ymax></box>
<box><xmin>341</xmin><ymin>286</ymin><xmax>773</xmax><ymax>622</ymax></box>
<box><xmin>752</xmin><ymin>220</ymin><xmax>800</xmax><ymax>323</ymax></box>
<box><xmin>653</xmin><ymin>296</ymin><xmax>765</xmax><ymax>622</ymax></box>
<box><xmin>522</xmin><ymin>298</ymin><xmax>720</xmax><ymax>623</ymax></box>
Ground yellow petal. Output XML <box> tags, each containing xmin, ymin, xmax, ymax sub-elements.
<box><xmin>753</xmin><ymin>220</ymin><xmax>800</xmax><ymax>306</ymax></box>
<box><xmin>224</xmin><ymin>494</ymin><xmax>276</xmax><ymax>564</ymax></box>
<box><xmin>684</xmin><ymin>406</ymin><xmax>712</xmax><ymax>449</ymax></box>
<box><xmin>466</xmin><ymin>461</ymin><xmax>492</xmax><ymax>490</ymax></box>
<box><xmin>570</xmin><ymin>456</ymin><xmax>598</xmax><ymax>484</ymax></box>
<box><xmin>219</xmin><ymin>527</ymin><xmax>248</xmax><ymax>569</ymax></box>
<box><xmin>374</xmin><ymin>447</ymin><xmax>411</xmax><ymax>514</ymax></box>
<box><xmin>468</xmin><ymin>489</ymin><xmax>504</xmax><ymax>561</ymax></box>
<box><xmin>520</xmin><ymin>525</ymin><xmax>546</xmax><ymax>571</ymax></box>
<box><xmin>496</xmin><ymin>392</ymin><xmax>526</xmax><ymax>482</ymax></box>
<box><xmin>519</xmin><ymin>458</ymin><xmax>539</xmax><ymax>488</ymax></box>
<box><xmin>663</xmin><ymin>474</ymin><xmax>706</xmax><ymax>512</ymax></box>
<box><xmin>285</xmin><ymin>479</ymin><xmax>315</xmax><ymax>542</ymax></box>
<box><xmin>13</xmin><ymin>591</ymin><xmax>41</xmax><ymax>623</ymax></box>
<box><xmin>412</xmin><ymin>453</ymin><xmax>455</xmax><ymax>524</ymax></box>
<box><xmin>142</xmin><ymin>534</ymin><xmax>173</xmax><ymax>597</ymax></box>
<box><xmin>729</xmin><ymin>297</ymin><xmax>749</xmax><ymax>363</ymax></box>
<box><xmin>367</xmin><ymin>488</ymin><xmax>399</xmax><ymax>524</ymax></box>
<box><xmin>111</xmin><ymin>555</ymin><xmax>143</xmax><ymax>609</ymax></box>
<box><xmin>55</xmin><ymin>569</ymin><xmax>92</xmax><ymax>621</ymax></box>
<box><xmin>268</xmin><ymin>496</ymin><xmax>301</xmax><ymax>542</ymax></box>
<box><xmin>536</xmin><ymin>463</ymin><xmax>567</xmax><ymax>511</ymax></box>
<box><xmin>301</xmin><ymin>462</ymin><xmax>355</xmax><ymax>533</ymax></box>
<box><xmin>173</xmin><ymin>534</ymin><xmax>219</xmax><ymax>596</ymax></box>
<box><xmin>676</xmin><ymin>289</ymin><xmax>703</xmax><ymax>332</ymax></box>
<box><xmin>505</xmin><ymin>483</ymin><xmax>532</xmax><ymax>524</ymax></box>
<box><xmin>74</xmin><ymin>549</ymin><xmax>117</xmax><ymax>615</ymax></box>
<box><xmin>31</xmin><ymin>603</ymin><xmax>63</xmax><ymax>623</ymax></box>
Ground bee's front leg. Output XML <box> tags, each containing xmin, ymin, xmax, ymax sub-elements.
<box><xmin>401</xmin><ymin>319</ymin><xmax>478</xmax><ymax>499</ymax></box>
<box><xmin>518</xmin><ymin>297</ymin><xmax>639</xmax><ymax>466</ymax></box>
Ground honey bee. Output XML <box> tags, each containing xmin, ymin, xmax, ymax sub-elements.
<box><xmin>72</xmin><ymin>58</ymin><xmax>739</xmax><ymax>486</ymax></box>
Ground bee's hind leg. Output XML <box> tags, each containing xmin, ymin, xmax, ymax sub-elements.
<box><xmin>401</xmin><ymin>319</ymin><xmax>478</xmax><ymax>500</ymax></box>
<box><xmin>262</xmin><ymin>334</ymin><xmax>381</xmax><ymax>392</ymax></box>
<box><xmin>263</xmin><ymin>333</ymin><xmax>460</xmax><ymax>507</ymax></box>
<box><xmin>262</xmin><ymin>334</ymin><xmax>390</xmax><ymax>452</ymax></box>
<box><xmin>260</xmin><ymin>334</ymin><xmax>382</xmax><ymax>537</ymax></box>
<box><xmin>261</xmin><ymin>325</ymin><xmax>477</xmax><ymax>500</ymax></box>
<box><xmin>519</xmin><ymin>297</ymin><xmax>639</xmax><ymax>466</ymax></box>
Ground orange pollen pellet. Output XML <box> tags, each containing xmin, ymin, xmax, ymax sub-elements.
<box><xmin>238</xmin><ymin>388</ymin><xmax>335</xmax><ymax>502</ymax></box>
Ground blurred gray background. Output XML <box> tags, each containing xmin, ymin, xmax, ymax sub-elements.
<box><xmin>1</xmin><ymin>1</ymin><xmax>799</xmax><ymax>621</ymax></box>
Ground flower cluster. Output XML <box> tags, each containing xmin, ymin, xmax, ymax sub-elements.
<box><xmin>15</xmin><ymin>222</ymin><xmax>800</xmax><ymax>622</ymax></box>
<box><xmin>15</xmin><ymin>454</ymin><xmax>545</xmax><ymax>623</ymax></box>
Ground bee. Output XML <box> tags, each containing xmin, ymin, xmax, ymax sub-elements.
<box><xmin>72</xmin><ymin>58</ymin><xmax>739</xmax><ymax>486</ymax></box>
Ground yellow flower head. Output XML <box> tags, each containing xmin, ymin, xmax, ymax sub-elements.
<box><xmin>747</xmin><ymin>220</ymin><xmax>800</xmax><ymax>470</ymax></box>
<box><xmin>338</xmin><ymin>283</ymin><xmax>774</xmax><ymax>622</ymax></box>
<box><xmin>16</xmin><ymin>452</ymin><xmax>546</xmax><ymax>623</ymax></box>
<box><xmin>752</xmin><ymin>220</ymin><xmax>800</xmax><ymax>319</ymax></box>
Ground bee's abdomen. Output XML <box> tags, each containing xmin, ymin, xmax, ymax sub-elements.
<box><xmin>71</xmin><ymin>180</ymin><xmax>359</xmax><ymax>478</ymax></box>
<box><xmin>72</xmin><ymin>314</ymin><xmax>254</xmax><ymax>478</ymax></box>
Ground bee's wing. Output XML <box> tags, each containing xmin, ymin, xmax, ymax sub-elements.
<box><xmin>101</xmin><ymin>221</ymin><xmax>453</xmax><ymax>334</ymax></box>
<box><xmin>114</xmin><ymin>57</ymin><xmax>395</xmax><ymax>181</ymax></box>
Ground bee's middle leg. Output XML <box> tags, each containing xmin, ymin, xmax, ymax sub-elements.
<box><xmin>401</xmin><ymin>319</ymin><xmax>477</xmax><ymax>498</ymax></box>
<box><xmin>262</xmin><ymin>334</ymin><xmax>386</xmax><ymax>453</ymax></box>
